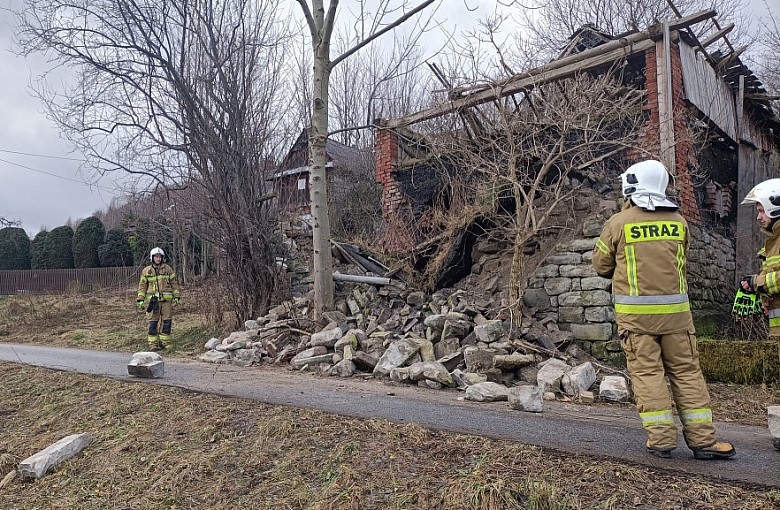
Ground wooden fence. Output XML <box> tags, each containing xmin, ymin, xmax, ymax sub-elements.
<box><xmin>0</xmin><ymin>267</ymin><xmax>141</xmax><ymax>295</ymax></box>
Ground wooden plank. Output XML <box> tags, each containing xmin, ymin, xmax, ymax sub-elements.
<box><xmin>656</xmin><ymin>22</ymin><xmax>676</xmax><ymax>172</ymax></box>
<box><xmin>386</xmin><ymin>10</ymin><xmax>716</xmax><ymax>127</ymax></box>
<box><xmin>698</xmin><ymin>24</ymin><xmax>734</xmax><ymax>49</ymax></box>
<box><xmin>678</xmin><ymin>40</ymin><xmax>738</xmax><ymax>141</ymax></box>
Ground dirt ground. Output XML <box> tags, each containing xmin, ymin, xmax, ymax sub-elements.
<box><xmin>1</xmin><ymin>293</ymin><xmax>779</xmax><ymax>509</ymax></box>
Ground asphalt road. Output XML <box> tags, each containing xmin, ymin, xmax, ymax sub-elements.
<box><xmin>1</xmin><ymin>343</ymin><xmax>777</xmax><ymax>487</ymax></box>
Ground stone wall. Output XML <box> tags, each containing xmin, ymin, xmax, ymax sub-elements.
<box><xmin>523</xmin><ymin>216</ymin><xmax>736</xmax><ymax>362</ymax></box>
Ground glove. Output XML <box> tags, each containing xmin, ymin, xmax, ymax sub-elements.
<box><xmin>739</xmin><ymin>275</ymin><xmax>758</xmax><ymax>294</ymax></box>
<box><xmin>136</xmin><ymin>299</ymin><xmax>145</xmax><ymax>310</ymax></box>
<box><xmin>173</xmin><ymin>297</ymin><xmax>180</xmax><ymax>305</ymax></box>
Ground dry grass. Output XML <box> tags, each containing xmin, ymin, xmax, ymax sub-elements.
<box><xmin>0</xmin><ymin>291</ymin><xmax>225</xmax><ymax>356</ymax></box>
<box><xmin>0</xmin><ymin>363</ymin><xmax>778</xmax><ymax>510</ymax></box>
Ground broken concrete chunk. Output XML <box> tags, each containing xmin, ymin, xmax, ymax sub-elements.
<box><xmin>18</xmin><ymin>433</ymin><xmax>94</xmax><ymax>480</ymax></box>
<box><xmin>508</xmin><ymin>385</ymin><xmax>543</xmax><ymax>412</ymax></box>
<box><xmin>452</xmin><ymin>369</ymin><xmax>488</xmax><ymax>388</ymax></box>
<box><xmin>579</xmin><ymin>390</ymin><xmax>596</xmax><ymax>404</ymax></box>
<box><xmin>127</xmin><ymin>352</ymin><xmax>164</xmax><ymax>378</ymax></box>
<box><xmin>373</xmin><ymin>338</ymin><xmax>422</xmax><ymax>375</ymax></box>
<box><xmin>493</xmin><ymin>353</ymin><xmax>536</xmax><ymax>370</ymax></box>
<box><xmin>328</xmin><ymin>359</ymin><xmax>356</xmax><ymax>378</ymax></box>
<box><xmin>768</xmin><ymin>406</ymin><xmax>780</xmax><ymax>439</ymax></box>
<box><xmin>408</xmin><ymin>361</ymin><xmax>455</xmax><ymax>387</ymax></box>
<box><xmin>599</xmin><ymin>375</ymin><xmax>632</xmax><ymax>403</ymax></box>
<box><xmin>464</xmin><ymin>382</ymin><xmax>510</xmax><ymax>402</ymax></box>
<box><xmin>198</xmin><ymin>351</ymin><xmax>231</xmax><ymax>363</ymax></box>
<box><xmin>474</xmin><ymin>320</ymin><xmax>505</xmax><ymax>344</ymax></box>
<box><xmin>536</xmin><ymin>358</ymin><xmax>569</xmax><ymax>394</ymax></box>
<box><xmin>204</xmin><ymin>337</ymin><xmax>221</xmax><ymax>350</ymax></box>
<box><xmin>309</xmin><ymin>327</ymin><xmax>344</xmax><ymax>348</ymax></box>
<box><xmin>561</xmin><ymin>362</ymin><xmax>596</xmax><ymax>396</ymax></box>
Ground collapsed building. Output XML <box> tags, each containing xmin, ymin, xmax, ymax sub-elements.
<box><xmin>371</xmin><ymin>9</ymin><xmax>780</xmax><ymax>359</ymax></box>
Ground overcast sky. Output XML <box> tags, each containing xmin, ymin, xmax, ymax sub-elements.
<box><xmin>0</xmin><ymin>0</ymin><xmax>777</xmax><ymax>237</ymax></box>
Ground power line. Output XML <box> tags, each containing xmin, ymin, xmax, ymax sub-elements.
<box><xmin>0</xmin><ymin>156</ymin><xmax>121</xmax><ymax>194</ymax></box>
<box><xmin>0</xmin><ymin>148</ymin><xmax>86</xmax><ymax>162</ymax></box>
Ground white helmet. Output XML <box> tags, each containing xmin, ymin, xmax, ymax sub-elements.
<box><xmin>620</xmin><ymin>160</ymin><xmax>678</xmax><ymax>210</ymax></box>
<box><xmin>149</xmin><ymin>247</ymin><xmax>165</xmax><ymax>261</ymax></box>
<box><xmin>741</xmin><ymin>179</ymin><xmax>780</xmax><ymax>218</ymax></box>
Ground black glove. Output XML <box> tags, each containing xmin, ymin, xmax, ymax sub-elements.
<box><xmin>740</xmin><ymin>275</ymin><xmax>758</xmax><ymax>294</ymax></box>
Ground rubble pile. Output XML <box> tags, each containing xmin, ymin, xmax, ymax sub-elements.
<box><xmin>199</xmin><ymin>278</ymin><xmax>632</xmax><ymax>410</ymax></box>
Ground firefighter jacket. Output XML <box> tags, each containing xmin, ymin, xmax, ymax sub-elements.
<box><xmin>592</xmin><ymin>201</ymin><xmax>693</xmax><ymax>334</ymax></box>
<box><xmin>137</xmin><ymin>263</ymin><xmax>181</xmax><ymax>303</ymax></box>
<box><xmin>754</xmin><ymin>220</ymin><xmax>780</xmax><ymax>337</ymax></box>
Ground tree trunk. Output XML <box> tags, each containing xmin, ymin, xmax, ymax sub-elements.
<box><xmin>310</xmin><ymin>40</ymin><xmax>335</xmax><ymax>319</ymax></box>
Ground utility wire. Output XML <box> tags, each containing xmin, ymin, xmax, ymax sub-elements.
<box><xmin>0</xmin><ymin>148</ymin><xmax>85</xmax><ymax>162</ymax></box>
<box><xmin>0</xmin><ymin>156</ymin><xmax>120</xmax><ymax>194</ymax></box>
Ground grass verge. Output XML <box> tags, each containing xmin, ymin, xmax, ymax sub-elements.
<box><xmin>0</xmin><ymin>363</ymin><xmax>778</xmax><ymax>510</ymax></box>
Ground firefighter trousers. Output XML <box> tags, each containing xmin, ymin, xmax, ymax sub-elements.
<box><xmin>146</xmin><ymin>300</ymin><xmax>174</xmax><ymax>349</ymax></box>
<box><xmin>621</xmin><ymin>330</ymin><xmax>716</xmax><ymax>450</ymax></box>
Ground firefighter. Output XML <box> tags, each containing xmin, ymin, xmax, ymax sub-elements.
<box><xmin>739</xmin><ymin>178</ymin><xmax>780</xmax><ymax>451</ymax></box>
<box><xmin>136</xmin><ymin>247</ymin><xmax>181</xmax><ymax>351</ymax></box>
<box><xmin>592</xmin><ymin>160</ymin><xmax>735</xmax><ymax>460</ymax></box>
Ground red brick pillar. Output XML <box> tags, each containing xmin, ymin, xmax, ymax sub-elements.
<box><xmin>375</xmin><ymin>125</ymin><xmax>414</xmax><ymax>252</ymax></box>
<box><xmin>643</xmin><ymin>46</ymin><xmax>700</xmax><ymax>224</ymax></box>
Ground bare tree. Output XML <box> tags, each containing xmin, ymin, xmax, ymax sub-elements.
<box><xmin>516</xmin><ymin>0</ymin><xmax>748</xmax><ymax>63</ymax></box>
<box><xmin>413</xmin><ymin>70</ymin><xmax>646</xmax><ymax>323</ymax></box>
<box><xmin>294</xmin><ymin>0</ymin><xmax>437</xmax><ymax>319</ymax></box>
<box><xmin>17</xmin><ymin>0</ymin><xmax>293</xmax><ymax>325</ymax></box>
<box><xmin>0</xmin><ymin>217</ymin><xmax>20</xmax><ymax>228</ymax></box>
<box><xmin>754</xmin><ymin>0</ymin><xmax>780</xmax><ymax>95</ymax></box>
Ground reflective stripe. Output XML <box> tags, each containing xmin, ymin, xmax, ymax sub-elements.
<box><xmin>762</xmin><ymin>255</ymin><xmax>780</xmax><ymax>269</ymax></box>
<box><xmin>676</xmin><ymin>243</ymin><xmax>686</xmax><ymax>293</ymax></box>
<box><xmin>680</xmin><ymin>408</ymin><xmax>713</xmax><ymax>424</ymax></box>
<box><xmin>625</xmin><ymin>245</ymin><xmax>638</xmax><ymax>296</ymax></box>
<box><xmin>615</xmin><ymin>302</ymin><xmax>691</xmax><ymax>314</ymax></box>
<box><xmin>771</xmin><ymin>315</ymin><xmax>780</xmax><ymax>328</ymax></box>
<box><xmin>768</xmin><ymin>309</ymin><xmax>780</xmax><ymax>319</ymax></box>
<box><xmin>640</xmin><ymin>410</ymin><xmax>674</xmax><ymax>427</ymax></box>
<box><xmin>767</xmin><ymin>272</ymin><xmax>780</xmax><ymax>294</ymax></box>
<box><xmin>596</xmin><ymin>239</ymin><xmax>610</xmax><ymax>254</ymax></box>
<box><xmin>614</xmin><ymin>294</ymin><xmax>689</xmax><ymax>304</ymax></box>
<box><xmin>614</xmin><ymin>292</ymin><xmax>690</xmax><ymax>315</ymax></box>
<box><xmin>758</xmin><ymin>247</ymin><xmax>766</xmax><ymax>257</ymax></box>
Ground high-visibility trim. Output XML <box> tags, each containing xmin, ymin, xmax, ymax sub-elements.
<box><xmin>640</xmin><ymin>410</ymin><xmax>674</xmax><ymax>427</ymax></box>
<box><xmin>595</xmin><ymin>239</ymin><xmax>610</xmax><ymax>254</ymax></box>
<box><xmin>624</xmin><ymin>221</ymin><xmax>685</xmax><ymax>243</ymax></box>
<box><xmin>680</xmin><ymin>408</ymin><xmax>713</xmax><ymax>424</ymax></box>
<box><xmin>614</xmin><ymin>294</ymin><xmax>690</xmax><ymax>315</ymax></box>
<box><xmin>758</xmin><ymin>247</ymin><xmax>766</xmax><ymax>258</ymax></box>
<box><xmin>614</xmin><ymin>294</ymin><xmax>689</xmax><ymax>304</ymax></box>
<box><xmin>766</xmin><ymin>272</ymin><xmax>780</xmax><ymax>294</ymax></box>
<box><xmin>770</xmin><ymin>310</ymin><xmax>780</xmax><ymax>328</ymax></box>
<box><xmin>147</xmin><ymin>335</ymin><xmax>159</xmax><ymax>345</ymax></box>
<box><xmin>762</xmin><ymin>255</ymin><xmax>780</xmax><ymax>269</ymax></box>
<box><xmin>625</xmin><ymin>245</ymin><xmax>638</xmax><ymax>297</ymax></box>
<box><xmin>676</xmin><ymin>243</ymin><xmax>686</xmax><ymax>293</ymax></box>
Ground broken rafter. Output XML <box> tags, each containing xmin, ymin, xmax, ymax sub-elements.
<box><xmin>697</xmin><ymin>23</ymin><xmax>734</xmax><ymax>50</ymax></box>
<box><xmin>386</xmin><ymin>9</ymin><xmax>716</xmax><ymax>128</ymax></box>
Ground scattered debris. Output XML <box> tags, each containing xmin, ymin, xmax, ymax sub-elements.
<box><xmin>127</xmin><ymin>352</ymin><xmax>164</xmax><ymax>378</ymax></box>
<box><xmin>18</xmin><ymin>432</ymin><xmax>94</xmax><ymax>480</ymax></box>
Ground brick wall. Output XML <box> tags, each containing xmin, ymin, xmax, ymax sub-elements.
<box><xmin>643</xmin><ymin>45</ymin><xmax>701</xmax><ymax>224</ymax></box>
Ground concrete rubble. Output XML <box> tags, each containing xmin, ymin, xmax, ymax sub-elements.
<box><xmin>18</xmin><ymin>433</ymin><xmax>94</xmax><ymax>480</ymax></box>
<box><xmin>196</xmin><ymin>258</ymin><xmax>633</xmax><ymax>413</ymax></box>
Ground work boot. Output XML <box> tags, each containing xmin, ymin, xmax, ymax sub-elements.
<box><xmin>773</xmin><ymin>438</ymin><xmax>780</xmax><ymax>451</ymax></box>
<box><xmin>691</xmin><ymin>441</ymin><xmax>735</xmax><ymax>460</ymax></box>
<box><xmin>646</xmin><ymin>441</ymin><xmax>674</xmax><ymax>459</ymax></box>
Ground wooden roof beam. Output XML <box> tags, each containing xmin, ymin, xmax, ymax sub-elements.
<box><xmin>385</xmin><ymin>9</ymin><xmax>716</xmax><ymax>128</ymax></box>
<box><xmin>698</xmin><ymin>23</ymin><xmax>734</xmax><ymax>49</ymax></box>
